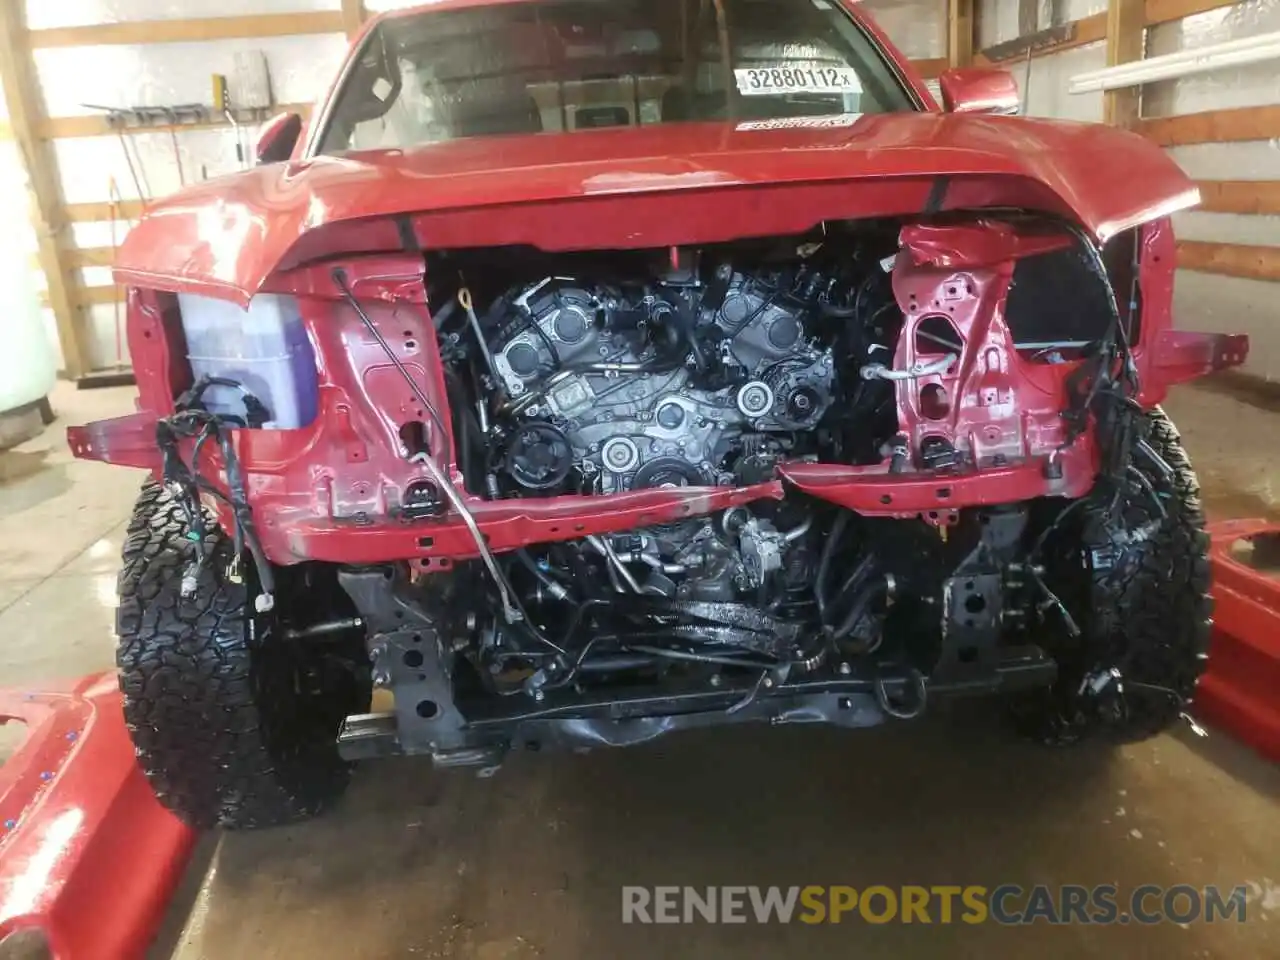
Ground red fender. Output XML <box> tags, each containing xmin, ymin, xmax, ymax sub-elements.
<box><xmin>0</xmin><ymin>673</ymin><xmax>196</xmax><ymax>959</ymax></box>
<box><xmin>1199</xmin><ymin>521</ymin><xmax>1280</xmax><ymax>764</ymax></box>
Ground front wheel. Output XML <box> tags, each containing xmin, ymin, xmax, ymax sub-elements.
<box><xmin>1011</xmin><ymin>408</ymin><xmax>1213</xmax><ymax>745</ymax></box>
<box><xmin>116</xmin><ymin>481</ymin><xmax>371</xmax><ymax>829</ymax></box>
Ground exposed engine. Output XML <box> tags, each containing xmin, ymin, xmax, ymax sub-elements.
<box><xmin>455</xmin><ymin>254</ymin><xmax>898</xmax><ymax>609</ymax></box>
<box><xmin>485</xmin><ymin>270</ymin><xmax>840</xmax><ymax>495</ymax></box>
<box><xmin>407</xmin><ymin>225</ymin><xmax>1156</xmax><ymax>749</ymax></box>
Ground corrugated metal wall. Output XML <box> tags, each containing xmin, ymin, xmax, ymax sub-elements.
<box><xmin>1152</xmin><ymin>0</ymin><xmax>1280</xmax><ymax>381</ymax></box>
<box><xmin>973</xmin><ymin>0</ymin><xmax>1280</xmax><ymax>381</ymax></box>
<box><xmin>978</xmin><ymin>0</ymin><xmax>1108</xmax><ymax>121</ymax></box>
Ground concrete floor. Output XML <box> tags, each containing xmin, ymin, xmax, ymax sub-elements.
<box><xmin>1</xmin><ymin>381</ymin><xmax>1277</xmax><ymax>959</ymax></box>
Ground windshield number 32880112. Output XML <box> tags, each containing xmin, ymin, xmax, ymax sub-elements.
<box><xmin>734</xmin><ymin>66</ymin><xmax>863</xmax><ymax>96</ymax></box>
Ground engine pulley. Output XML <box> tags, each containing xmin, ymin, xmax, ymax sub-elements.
<box><xmin>634</xmin><ymin>457</ymin><xmax>706</xmax><ymax>489</ymax></box>
<box><xmin>736</xmin><ymin>381</ymin><xmax>775</xmax><ymax>419</ymax></box>
<box><xmin>505</xmin><ymin>422</ymin><xmax>574</xmax><ymax>490</ymax></box>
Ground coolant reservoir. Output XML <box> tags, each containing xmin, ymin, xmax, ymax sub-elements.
<box><xmin>177</xmin><ymin>293</ymin><xmax>318</xmax><ymax>429</ymax></box>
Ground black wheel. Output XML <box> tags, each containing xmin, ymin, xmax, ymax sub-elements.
<box><xmin>1012</xmin><ymin>408</ymin><xmax>1212</xmax><ymax>745</ymax></box>
<box><xmin>115</xmin><ymin>481</ymin><xmax>371</xmax><ymax>829</ymax></box>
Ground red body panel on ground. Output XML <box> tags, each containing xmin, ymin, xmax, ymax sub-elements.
<box><xmin>0</xmin><ymin>674</ymin><xmax>196</xmax><ymax>959</ymax></box>
<box><xmin>1199</xmin><ymin>520</ymin><xmax>1280</xmax><ymax>764</ymax></box>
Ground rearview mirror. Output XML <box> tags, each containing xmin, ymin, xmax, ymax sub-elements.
<box><xmin>938</xmin><ymin>68</ymin><xmax>1020</xmax><ymax>116</ymax></box>
<box><xmin>256</xmin><ymin>112</ymin><xmax>304</xmax><ymax>164</ymax></box>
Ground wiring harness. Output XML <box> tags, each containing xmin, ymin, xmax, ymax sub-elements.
<box><xmin>155</xmin><ymin>375</ymin><xmax>277</xmax><ymax>612</ymax></box>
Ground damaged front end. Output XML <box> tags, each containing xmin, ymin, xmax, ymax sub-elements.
<box><xmin>70</xmin><ymin>195</ymin><xmax>1246</xmax><ymax>764</ymax></box>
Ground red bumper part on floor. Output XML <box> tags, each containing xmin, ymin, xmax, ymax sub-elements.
<box><xmin>0</xmin><ymin>673</ymin><xmax>196</xmax><ymax>959</ymax></box>
<box><xmin>1199</xmin><ymin>520</ymin><xmax>1280</xmax><ymax>764</ymax></box>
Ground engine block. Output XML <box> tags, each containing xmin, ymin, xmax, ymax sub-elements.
<box><xmin>488</xmin><ymin>273</ymin><xmax>835</xmax><ymax>493</ymax></box>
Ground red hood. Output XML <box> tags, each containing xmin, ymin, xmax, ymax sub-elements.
<box><xmin>116</xmin><ymin>113</ymin><xmax>1197</xmax><ymax>305</ymax></box>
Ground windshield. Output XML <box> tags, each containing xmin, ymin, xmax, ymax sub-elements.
<box><xmin>317</xmin><ymin>0</ymin><xmax>916</xmax><ymax>154</ymax></box>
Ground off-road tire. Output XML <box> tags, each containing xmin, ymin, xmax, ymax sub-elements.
<box><xmin>1013</xmin><ymin>408</ymin><xmax>1213</xmax><ymax>745</ymax></box>
<box><xmin>116</xmin><ymin>481</ymin><xmax>367</xmax><ymax>829</ymax></box>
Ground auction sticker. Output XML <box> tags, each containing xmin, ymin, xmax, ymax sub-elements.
<box><xmin>734</xmin><ymin>66</ymin><xmax>863</xmax><ymax>96</ymax></box>
<box><xmin>736</xmin><ymin>113</ymin><xmax>862</xmax><ymax>131</ymax></box>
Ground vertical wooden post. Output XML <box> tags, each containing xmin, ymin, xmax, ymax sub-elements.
<box><xmin>1104</xmin><ymin>0</ymin><xmax>1146</xmax><ymax>127</ymax></box>
<box><xmin>949</xmin><ymin>0</ymin><xmax>975</xmax><ymax>68</ymax></box>
<box><xmin>0</xmin><ymin>0</ymin><xmax>88</xmax><ymax>379</ymax></box>
<box><xmin>341</xmin><ymin>0</ymin><xmax>365</xmax><ymax>40</ymax></box>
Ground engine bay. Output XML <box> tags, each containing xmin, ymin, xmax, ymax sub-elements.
<box><xmin>488</xmin><ymin>270</ymin><xmax>841</xmax><ymax>494</ymax></box>
<box><xmin>397</xmin><ymin>224</ymin><xmax>1140</xmax><ymax>722</ymax></box>
<box><xmin>442</xmin><ymin>235</ymin><xmax>907</xmax><ymax>498</ymax></box>
<box><xmin>88</xmin><ymin>208</ymin><xmax>1234</xmax><ymax>763</ymax></box>
<box><xmin>431</xmin><ymin>235</ymin><xmax>918</xmax><ymax>615</ymax></box>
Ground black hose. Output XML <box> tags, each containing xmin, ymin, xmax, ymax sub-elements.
<box><xmin>515</xmin><ymin>550</ymin><xmax>577</xmax><ymax>604</ymax></box>
<box><xmin>829</xmin><ymin>580</ymin><xmax>887</xmax><ymax>644</ymax></box>
<box><xmin>829</xmin><ymin>554</ymin><xmax>877</xmax><ymax>609</ymax></box>
<box><xmin>454</xmin><ymin>389</ymin><xmax>475</xmax><ymax>487</ymax></box>
<box><xmin>431</xmin><ymin>299</ymin><xmax>458</xmax><ymax>331</ymax></box>
<box><xmin>1029</xmin><ymin>498</ymin><xmax>1088</xmax><ymax>560</ymax></box>
<box><xmin>1126</xmin><ymin>464</ymin><xmax>1168</xmax><ymax>520</ymax></box>
<box><xmin>814</xmin><ymin>511</ymin><xmax>850</xmax><ymax>622</ymax></box>
<box><xmin>531</xmin><ymin>599</ymin><xmax>614</xmax><ymax>691</ymax></box>
<box><xmin>577</xmin><ymin>654</ymin><xmax>660</xmax><ymax>674</ymax></box>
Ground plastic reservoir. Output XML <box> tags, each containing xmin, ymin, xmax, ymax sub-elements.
<box><xmin>177</xmin><ymin>293</ymin><xmax>319</xmax><ymax>429</ymax></box>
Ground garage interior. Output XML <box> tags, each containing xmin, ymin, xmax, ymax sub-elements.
<box><xmin>1</xmin><ymin>0</ymin><xmax>1278</xmax><ymax>957</ymax></box>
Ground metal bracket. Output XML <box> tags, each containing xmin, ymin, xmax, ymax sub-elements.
<box><xmin>336</xmin><ymin>567</ymin><xmax>468</xmax><ymax>754</ymax></box>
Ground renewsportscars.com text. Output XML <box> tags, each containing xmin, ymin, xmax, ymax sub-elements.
<box><xmin>622</xmin><ymin>884</ymin><xmax>1248</xmax><ymax>925</ymax></box>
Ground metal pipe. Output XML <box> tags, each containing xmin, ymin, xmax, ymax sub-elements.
<box><xmin>784</xmin><ymin>517</ymin><xmax>812</xmax><ymax>543</ymax></box>
<box><xmin>860</xmin><ymin>353</ymin><xmax>957</xmax><ymax>382</ymax></box>
<box><xmin>286</xmin><ymin>617</ymin><xmax>365</xmax><ymax>640</ymax></box>
<box><xmin>638</xmin><ymin>553</ymin><xmax>687</xmax><ymax>575</ymax></box>
<box><xmin>587</xmin><ymin>535</ymin><xmax>644</xmax><ymax>594</ymax></box>
<box><xmin>460</xmin><ymin>288</ymin><xmax>501</xmax><ymax>385</ymax></box>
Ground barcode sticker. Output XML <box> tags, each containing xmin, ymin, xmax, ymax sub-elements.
<box><xmin>734</xmin><ymin>66</ymin><xmax>863</xmax><ymax>96</ymax></box>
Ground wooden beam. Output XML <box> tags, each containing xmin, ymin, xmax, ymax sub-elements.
<box><xmin>1178</xmin><ymin>241</ymin><xmax>1280</xmax><ymax>282</ymax></box>
<box><xmin>1195</xmin><ymin>181</ymin><xmax>1280</xmax><ymax>215</ymax></box>
<box><xmin>1105</xmin><ymin>0</ymin><xmax>1147</xmax><ymax>127</ymax></box>
<box><xmin>912</xmin><ymin>58</ymin><xmax>950</xmax><ymax>79</ymax></box>
<box><xmin>981</xmin><ymin>12</ymin><xmax>1108</xmax><ymax>64</ymax></box>
<box><xmin>76</xmin><ymin>286</ymin><xmax>125</xmax><ymax>306</ymax></box>
<box><xmin>1144</xmin><ymin>0</ymin><xmax>1241</xmax><ymax>27</ymax></box>
<box><xmin>1134</xmin><ymin>105</ymin><xmax>1280</xmax><ymax>146</ymax></box>
<box><xmin>948</xmin><ymin>0</ymin><xmax>975</xmax><ymax>68</ymax></box>
<box><xmin>28</xmin><ymin>12</ymin><xmax>344</xmax><ymax>48</ymax></box>
<box><xmin>30</xmin><ymin>247</ymin><xmax>116</xmax><ymax>270</ymax></box>
<box><xmin>36</xmin><ymin>102</ymin><xmax>312</xmax><ymax>140</ymax></box>
<box><xmin>68</xmin><ymin>247</ymin><xmax>116</xmax><ymax>269</ymax></box>
<box><xmin>341</xmin><ymin>0</ymin><xmax>365</xmax><ymax>40</ymax></box>
<box><xmin>65</xmin><ymin>200</ymin><xmax>147</xmax><ymax>222</ymax></box>
<box><xmin>38</xmin><ymin>286</ymin><xmax>124</xmax><ymax>309</ymax></box>
<box><xmin>0</xmin><ymin>0</ymin><xmax>88</xmax><ymax>379</ymax></box>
